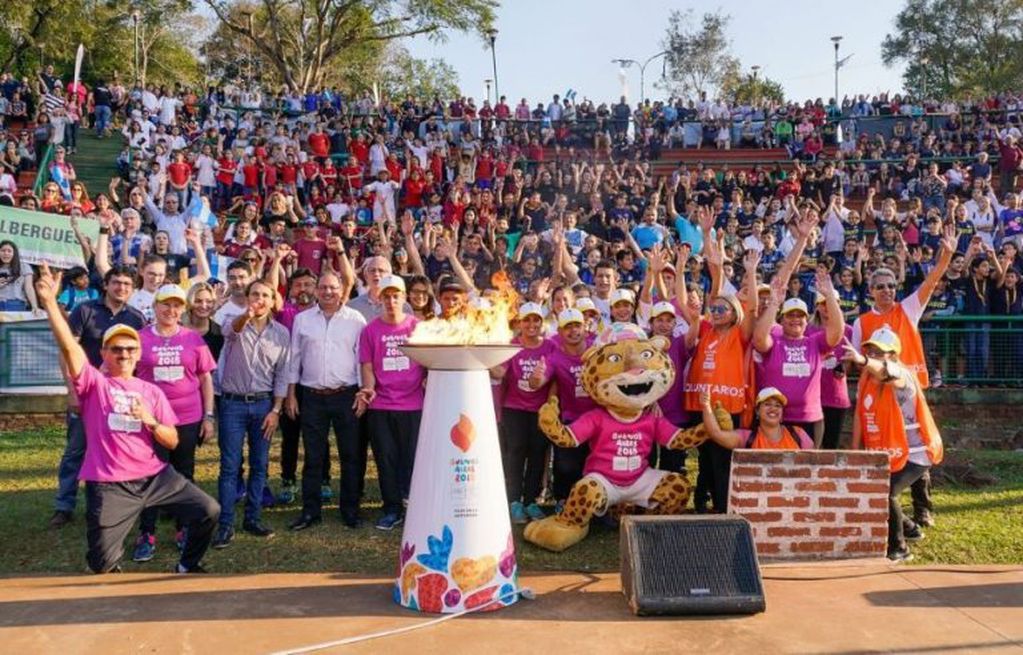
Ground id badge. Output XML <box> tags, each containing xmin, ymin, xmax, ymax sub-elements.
<box><xmin>108</xmin><ymin>413</ymin><xmax>142</xmax><ymax>433</ymax></box>
<box><xmin>383</xmin><ymin>356</ymin><xmax>410</xmax><ymax>372</ymax></box>
<box><xmin>154</xmin><ymin>366</ymin><xmax>185</xmax><ymax>382</ymax></box>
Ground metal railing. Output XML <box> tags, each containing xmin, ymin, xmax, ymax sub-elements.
<box><xmin>919</xmin><ymin>314</ymin><xmax>1023</xmax><ymax>386</ymax></box>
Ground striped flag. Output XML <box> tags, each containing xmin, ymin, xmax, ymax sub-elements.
<box><xmin>184</xmin><ymin>193</ymin><xmax>217</xmax><ymax>229</ymax></box>
<box><xmin>208</xmin><ymin>253</ymin><xmax>235</xmax><ymax>281</ymax></box>
<box><xmin>49</xmin><ymin>163</ymin><xmax>72</xmax><ymax>200</ymax></box>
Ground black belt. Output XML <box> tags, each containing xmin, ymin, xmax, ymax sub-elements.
<box><xmin>306</xmin><ymin>385</ymin><xmax>357</xmax><ymax>396</ymax></box>
<box><xmin>222</xmin><ymin>392</ymin><xmax>273</xmax><ymax>402</ymax></box>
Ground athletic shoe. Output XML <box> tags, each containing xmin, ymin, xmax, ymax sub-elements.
<box><xmin>525</xmin><ymin>503</ymin><xmax>546</xmax><ymax>521</ymax></box>
<box><xmin>276</xmin><ymin>482</ymin><xmax>296</xmax><ymax>505</ymax></box>
<box><xmin>132</xmin><ymin>533</ymin><xmax>156</xmax><ymax>562</ymax></box>
<box><xmin>174</xmin><ymin>562</ymin><xmax>209</xmax><ymax>574</ymax></box>
<box><xmin>175</xmin><ymin>528</ymin><xmax>187</xmax><ymax>552</ymax></box>
<box><xmin>211</xmin><ymin>525</ymin><xmax>234</xmax><ymax>549</ymax></box>
<box><xmin>375</xmin><ymin>514</ymin><xmax>403</xmax><ymax>531</ymax></box>
<box><xmin>321</xmin><ymin>483</ymin><xmax>334</xmax><ymax>501</ymax></box>
<box><xmin>49</xmin><ymin>510</ymin><xmax>73</xmax><ymax>529</ymax></box>
<box><xmin>509</xmin><ymin>501</ymin><xmax>527</xmax><ymax>524</ymax></box>
<box><xmin>887</xmin><ymin>547</ymin><xmax>914</xmax><ymax>563</ymax></box>
<box><xmin>914</xmin><ymin>509</ymin><xmax>936</xmax><ymax>528</ymax></box>
<box><xmin>931</xmin><ymin>371</ymin><xmax>943</xmax><ymax>388</ymax></box>
<box><xmin>903</xmin><ymin>523</ymin><xmax>925</xmax><ymax>543</ymax></box>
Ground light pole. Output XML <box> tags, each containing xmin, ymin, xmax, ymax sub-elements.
<box><xmin>611</xmin><ymin>50</ymin><xmax>669</xmax><ymax>104</ymax></box>
<box><xmin>486</xmin><ymin>28</ymin><xmax>499</xmax><ymax>103</ymax></box>
<box><xmin>132</xmin><ymin>11</ymin><xmax>140</xmax><ymax>86</ymax></box>
<box><xmin>750</xmin><ymin>65</ymin><xmax>761</xmax><ymax>105</ymax></box>
<box><xmin>831</xmin><ymin>35</ymin><xmax>843</xmax><ymax>106</ymax></box>
<box><xmin>484</xmin><ymin>78</ymin><xmax>492</xmax><ymax>104</ymax></box>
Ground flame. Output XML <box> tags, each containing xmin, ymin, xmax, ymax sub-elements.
<box><xmin>409</xmin><ymin>272</ymin><xmax>519</xmax><ymax>345</ymax></box>
<box><xmin>450</xmin><ymin>413</ymin><xmax>477</xmax><ymax>452</ymax></box>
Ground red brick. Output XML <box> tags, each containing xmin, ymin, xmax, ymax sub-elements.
<box><xmin>793</xmin><ymin>511</ymin><xmax>837</xmax><ymax>522</ymax></box>
<box><xmin>757</xmin><ymin>542</ymin><xmax>781</xmax><ymax>554</ymax></box>
<box><xmin>868</xmin><ymin>497</ymin><xmax>890</xmax><ymax>509</ymax></box>
<box><xmin>871</xmin><ymin>527</ymin><xmax>889</xmax><ymax>538</ymax></box>
<box><xmin>734</xmin><ymin>451</ymin><xmax>786</xmax><ymax>464</ymax></box>
<box><xmin>818</xmin><ymin>496</ymin><xmax>860</xmax><ymax>508</ymax></box>
<box><xmin>864</xmin><ymin>468</ymin><xmax>891</xmax><ymax>480</ymax></box>
<box><xmin>795</xmin><ymin>481</ymin><xmax>838</xmax><ymax>492</ymax></box>
<box><xmin>732</xmin><ymin>481</ymin><xmax>783</xmax><ymax>493</ymax></box>
<box><xmin>840</xmin><ymin>452</ymin><xmax>888</xmax><ymax>467</ymax></box>
<box><xmin>793</xmin><ymin>451</ymin><xmax>838</xmax><ymax>465</ymax></box>
<box><xmin>846</xmin><ymin>482</ymin><xmax>891</xmax><ymax>494</ymax></box>
<box><xmin>767</xmin><ymin>526</ymin><xmax>811</xmax><ymax>537</ymax></box>
<box><xmin>845</xmin><ymin>512</ymin><xmax>889</xmax><ymax>524</ymax></box>
<box><xmin>844</xmin><ymin>541</ymin><xmax>886</xmax><ymax>553</ymax></box>
<box><xmin>817</xmin><ymin>468</ymin><xmax>862</xmax><ymax>479</ymax></box>
<box><xmin>767</xmin><ymin>496</ymin><xmax>811</xmax><ymax>508</ymax></box>
<box><xmin>819</xmin><ymin>526</ymin><xmax>863</xmax><ymax>538</ymax></box>
<box><xmin>728</xmin><ymin>495</ymin><xmax>760</xmax><ymax>508</ymax></box>
<box><xmin>731</xmin><ymin>466</ymin><xmax>764</xmax><ymax>477</ymax></box>
<box><xmin>766</xmin><ymin>467</ymin><xmax>813</xmax><ymax>478</ymax></box>
<box><xmin>790</xmin><ymin>541</ymin><xmax>835</xmax><ymax>553</ymax></box>
<box><xmin>738</xmin><ymin>511</ymin><xmax>784</xmax><ymax>522</ymax></box>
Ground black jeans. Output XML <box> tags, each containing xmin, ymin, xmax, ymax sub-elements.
<box><xmin>366</xmin><ymin>409</ymin><xmax>422</xmax><ymax>515</ymax></box>
<box><xmin>694</xmin><ymin>413</ymin><xmax>739</xmax><ymax>513</ymax></box>
<box><xmin>300</xmin><ymin>388</ymin><xmax>361</xmax><ymax>520</ymax></box>
<box><xmin>911</xmin><ymin>470</ymin><xmax>934</xmax><ymax>517</ymax></box>
<box><xmin>500</xmin><ymin>408</ymin><xmax>549</xmax><ymax>505</ymax></box>
<box><xmin>279</xmin><ymin>385</ymin><xmax>331</xmax><ymax>485</ymax></box>
<box><xmin>85</xmin><ymin>465</ymin><xmax>219</xmax><ymax>573</ymax></box>
<box><xmin>552</xmin><ymin>444</ymin><xmax>589</xmax><ymax>501</ymax></box>
<box><xmin>889</xmin><ymin>462</ymin><xmax>930</xmax><ymax>552</ymax></box>
<box><xmin>821</xmin><ymin>407</ymin><xmax>848</xmax><ymax>450</ymax></box>
<box><xmin>139</xmin><ymin>420</ymin><xmax>201</xmax><ymax>534</ymax></box>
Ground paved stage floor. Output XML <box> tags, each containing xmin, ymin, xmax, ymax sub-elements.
<box><xmin>2</xmin><ymin>564</ymin><xmax>1021</xmax><ymax>654</ymax></box>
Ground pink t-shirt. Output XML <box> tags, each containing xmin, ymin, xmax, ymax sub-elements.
<box><xmin>73</xmin><ymin>363</ymin><xmax>177</xmax><ymax>482</ymax></box>
<box><xmin>547</xmin><ymin>345</ymin><xmax>597</xmax><ymax>422</ymax></box>
<box><xmin>135</xmin><ymin>326</ymin><xmax>217</xmax><ymax>424</ymax></box>
<box><xmin>501</xmin><ymin>338</ymin><xmax>555</xmax><ymax>412</ymax></box>
<box><xmin>658</xmin><ymin>335</ymin><xmax>691</xmax><ymax>426</ymax></box>
<box><xmin>358</xmin><ymin>315</ymin><xmax>425</xmax><ymax>411</ymax></box>
<box><xmin>814</xmin><ymin>324</ymin><xmax>853</xmax><ymax>409</ymax></box>
<box><xmin>569</xmin><ymin>409</ymin><xmax>677</xmax><ymax>487</ymax></box>
<box><xmin>275</xmin><ymin>301</ymin><xmax>312</xmax><ymax>333</ymax></box>
<box><xmin>758</xmin><ymin>324</ymin><xmax>831</xmax><ymax>423</ymax></box>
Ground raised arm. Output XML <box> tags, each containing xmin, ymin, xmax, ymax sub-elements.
<box><xmin>186</xmin><ymin>227</ymin><xmax>211</xmax><ymax>283</ymax></box>
<box><xmin>699</xmin><ymin>392</ymin><xmax>743</xmax><ymax>449</ymax></box>
<box><xmin>915</xmin><ymin>221</ymin><xmax>957</xmax><ymax>307</ymax></box>
<box><xmin>400</xmin><ymin>211</ymin><xmax>426</xmax><ymax>277</ymax></box>
<box><xmin>816</xmin><ymin>269</ymin><xmax>845</xmax><ymax>347</ymax></box>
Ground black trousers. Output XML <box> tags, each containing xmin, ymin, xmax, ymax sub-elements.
<box><xmin>85</xmin><ymin>465</ymin><xmax>219</xmax><ymax>573</ymax></box>
<box><xmin>821</xmin><ymin>406</ymin><xmax>848</xmax><ymax>450</ymax></box>
<box><xmin>300</xmin><ymin>388</ymin><xmax>360</xmax><ymax>520</ymax></box>
<box><xmin>694</xmin><ymin>413</ymin><xmax>739</xmax><ymax>514</ymax></box>
<box><xmin>139</xmin><ymin>420</ymin><xmax>201</xmax><ymax>534</ymax></box>
<box><xmin>366</xmin><ymin>409</ymin><xmax>422</xmax><ymax>515</ymax></box>
<box><xmin>500</xmin><ymin>408</ymin><xmax>549</xmax><ymax>504</ymax></box>
<box><xmin>889</xmin><ymin>462</ymin><xmax>930</xmax><ymax>552</ymax></box>
<box><xmin>279</xmin><ymin>385</ymin><xmax>331</xmax><ymax>485</ymax></box>
<box><xmin>552</xmin><ymin>444</ymin><xmax>589</xmax><ymax>500</ymax></box>
<box><xmin>911</xmin><ymin>470</ymin><xmax>934</xmax><ymax>516</ymax></box>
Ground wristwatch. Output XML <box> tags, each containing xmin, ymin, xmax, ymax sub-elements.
<box><xmin>204</xmin><ymin>412</ymin><xmax>215</xmax><ymax>420</ymax></box>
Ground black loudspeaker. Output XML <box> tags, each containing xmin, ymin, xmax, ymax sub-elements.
<box><xmin>620</xmin><ymin>515</ymin><xmax>766</xmax><ymax>616</ymax></box>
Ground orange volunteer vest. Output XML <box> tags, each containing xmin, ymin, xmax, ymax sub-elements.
<box><xmin>856</xmin><ymin>371</ymin><xmax>943</xmax><ymax>472</ymax></box>
<box><xmin>684</xmin><ymin>321</ymin><xmax>750</xmax><ymax>415</ymax></box>
<box><xmin>858</xmin><ymin>302</ymin><xmax>929</xmax><ymax>388</ymax></box>
<box><xmin>747</xmin><ymin>426</ymin><xmax>803</xmax><ymax>450</ymax></box>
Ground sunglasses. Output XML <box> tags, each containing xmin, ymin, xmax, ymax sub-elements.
<box><xmin>709</xmin><ymin>304</ymin><xmax>731</xmax><ymax>315</ymax></box>
<box><xmin>106</xmin><ymin>345</ymin><xmax>138</xmax><ymax>354</ymax></box>
<box><xmin>872</xmin><ymin>283</ymin><xmax>898</xmax><ymax>290</ymax></box>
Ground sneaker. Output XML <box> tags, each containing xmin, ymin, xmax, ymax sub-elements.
<box><xmin>242</xmin><ymin>521</ymin><xmax>275</xmax><ymax>538</ymax></box>
<box><xmin>174</xmin><ymin>562</ymin><xmax>210</xmax><ymax>574</ymax></box>
<box><xmin>321</xmin><ymin>483</ymin><xmax>334</xmax><ymax>501</ymax></box>
<box><xmin>509</xmin><ymin>501</ymin><xmax>527</xmax><ymax>525</ymax></box>
<box><xmin>132</xmin><ymin>533</ymin><xmax>157</xmax><ymax>562</ymax></box>
<box><xmin>914</xmin><ymin>509</ymin><xmax>936</xmax><ymax>528</ymax></box>
<box><xmin>931</xmin><ymin>370</ymin><xmax>943</xmax><ymax>388</ymax></box>
<box><xmin>276</xmin><ymin>482</ymin><xmax>296</xmax><ymax>505</ymax></box>
<box><xmin>175</xmin><ymin>528</ymin><xmax>187</xmax><ymax>552</ymax></box>
<box><xmin>887</xmin><ymin>547</ymin><xmax>914</xmax><ymax>563</ymax></box>
<box><xmin>49</xmin><ymin>510</ymin><xmax>73</xmax><ymax>529</ymax></box>
<box><xmin>903</xmin><ymin>523</ymin><xmax>925</xmax><ymax>543</ymax></box>
<box><xmin>211</xmin><ymin>525</ymin><xmax>234</xmax><ymax>549</ymax></box>
<box><xmin>525</xmin><ymin>503</ymin><xmax>546</xmax><ymax>521</ymax></box>
<box><xmin>375</xmin><ymin>514</ymin><xmax>403</xmax><ymax>531</ymax></box>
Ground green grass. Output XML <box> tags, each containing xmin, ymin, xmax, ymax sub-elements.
<box><xmin>1</xmin><ymin>428</ymin><xmax>1021</xmax><ymax>575</ymax></box>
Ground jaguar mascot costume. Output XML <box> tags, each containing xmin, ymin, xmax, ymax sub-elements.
<box><xmin>523</xmin><ymin>322</ymin><xmax>731</xmax><ymax>552</ymax></box>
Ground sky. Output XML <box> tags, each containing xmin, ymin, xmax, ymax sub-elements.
<box><xmin>405</xmin><ymin>0</ymin><xmax>907</xmax><ymax>105</ymax></box>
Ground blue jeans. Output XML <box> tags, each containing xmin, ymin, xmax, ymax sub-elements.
<box><xmin>94</xmin><ymin>105</ymin><xmax>112</xmax><ymax>136</ymax></box>
<box><xmin>55</xmin><ymin>410</ymin><xmax>86</xmax><ymax>512</ymax></box>
<box><xmin>0</xmin><ymin>299</ymin><xmax>29</xmax><ymax>311</ymax></box>
<box><xmin>217</xmin><ymin>397</ymin><xmax>273</xmax><ymax>527</ymax></box>
<box><xmin>965</xmin><ymin>323</ymin><xmax>990</xmax><ymax>382</ymax></box>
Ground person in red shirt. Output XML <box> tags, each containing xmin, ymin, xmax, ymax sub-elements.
<box><xmin>278</xmin><ymin>154</ymin><xmax>299</xmax><ymax>195</ymax></box>
<box><xmin>429</xmin><ymin>148</ymin><xmax>445</xmax><ymax>182</ymax></box>
<box><xmin>219</xmin><ymin>218</ymin><xmax>270</xmax><ymax>258</ymax></box>
<box><xmin>340</xmin><ymin>155</ymin><xmax>364</xmax><ymax>195</ymax></box>
<box><xmin>349</xmin><ymin>133</ymin><xmax>369</xmax><ymax>166</ymax></box>
<box><xmin>241</xmin><ymin>155</ymin><xmax>262</xmax><ymax>197</ymax></box>
<box><xmin>402</xmin><ymin>168</ymin><xmax>427</xmax><ymax>210</ymax></box>
<box><xmin>292</xmin><ymin>218</ymin><xmax>329</xmax><ymax>274</ymax></box>
<box><xmin>301</xmin><ymin>157</ymin><xmax>321</xmax><ymax>197</ymax></box>
<box><xmin>495</xmin><ymin>96</ymin><xmax>511</xmax><ymax>121</ymax></box>
<box><xmin>308</xmin><ymin>125</ymin><xmax>330</xmax><ymax>160</ymax></box>
<box><xmin>216</xmin><ymin>151</ymin><xmax>238</xmax><ymax>210</ymax></box>
<box><xmin>167</xmin><ymin>151</ymin><xmax>193</xmax><ymax>207</ymax></box>
<box><xmin>385</xmin><ymin>152</ymin><xmax>404</xmax><ymax>181</ymax></box>
<box><xmin>321</xmin><ymin>158</ymin><xmax>338</xmax><ymax>189</ymax></box>
<box><xmin>475</xmin><ymin>149</ymin><xmax>495</xmax><ymax>188</ymax></box>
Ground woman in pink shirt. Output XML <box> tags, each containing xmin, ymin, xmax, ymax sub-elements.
<box><xmin>132</xmin><ymin>284</ymin><xmax>217</xmax><ymax>561</ymax></box>
<box><xmin>814</xmin><ymin>288</ymin><xmax>854</xmax><ymax>449</ymax></box>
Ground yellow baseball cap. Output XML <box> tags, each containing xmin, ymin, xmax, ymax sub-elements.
<box><xmin>756</xmin><ymin>386</ymin><xmax>788</xmax><ymax>406</ymax></box>
<box><xmin>558</xmin><ymin>308</ymin><xmax>584</xmax><ymax>328</ymax></box>
<box><xmin>863</xmin><ymin>326</ymin><xmax>902</xmax><ymax>354</ymax></box>
<box><xmin>102</xmin><ymin>324</ymin><xmax>140</xmax><ymax>346</ymax></box>
<box><xmin>154</xmin><ymin>284</ymin><xmax>187</xmax><ymax>304</ymax></box>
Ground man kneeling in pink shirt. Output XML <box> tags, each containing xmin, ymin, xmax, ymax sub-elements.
<box><xmin>36</xmin><ymin>264</ymin><xmax>220</xmax><ymax>574</ymax></box>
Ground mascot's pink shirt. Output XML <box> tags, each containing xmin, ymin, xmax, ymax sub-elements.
<box><xmin>568</xmin><ymin>409</ymin><xmax>677</xmax><ymax>487</ymax></box>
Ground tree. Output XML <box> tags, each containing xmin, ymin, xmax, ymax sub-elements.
<box><xmin>377</xmin><ymin>45</ymin><xmax>460</xmax><ymax>101</ymax></box>
<box><xmin>660</xmin><ymin>9</ymin><xmax>740</xmax><ymax>100</ymax></box>
<box><xmin>882</xmin><ymin>0</ymin><xmax>1023</xmax><ymax>98</ymax></box>
<box><xmin>722</xmin><ymin>72</ymin><xmax>786</xmax><ymax>106</ymax></box>
<box><xmin>201</xmin><ymin>0</ymin><xmax>496</xmax><ymax>94</ymax></box>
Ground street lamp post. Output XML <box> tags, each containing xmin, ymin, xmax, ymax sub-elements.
<box><xmin>750</xmin><ymin>65</ymin><xmax>761</xmax><ymax>105</ymax></box>
<box><xmin>132</xmin><ymin>11</ymin><xmax>140</xmax><ymax>86</ymax></box>
<box><xmin>831</xmin><ymin>35</ymin><xmax>843</xmax><ymax>106</ymax></box>
<box><xmin>611</xmin><ymin>50</ymin><xmax>669</xmax><ymax>104</ymax></box>
<box><xmin>486</xmin><ymin>28</ymin><xmax>499</xmax><ymax>103</ymax></box>
<box><xmin>484</xmin><ymin>78</ymin><xmax>492</xmax><ymax>104</ymax></box>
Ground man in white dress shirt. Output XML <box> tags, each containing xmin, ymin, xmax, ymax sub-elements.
<box><xmin>285</xmin><ymin>271</ymin><xmax>367</xmax><ymax>530</ymax></box>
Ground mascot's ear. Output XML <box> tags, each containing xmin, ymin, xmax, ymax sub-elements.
<box><xmin>649</xmin><ymin>335</ymin><xmax>670</xmax><ymax>352</ymax></box>
<box><xmin>581</xmin><ymin>344</ymin><xmax>600</xmax><ymax>363</ymax></box>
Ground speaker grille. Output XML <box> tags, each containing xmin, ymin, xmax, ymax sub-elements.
<box><xmin>621</xmin><ymin>516</ymin><xmax>765</xmax><ymax>615</ymax></box>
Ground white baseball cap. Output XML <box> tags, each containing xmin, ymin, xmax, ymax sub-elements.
<box><xmin>379</xmin><ymin>274</ymin><xmax>406</xmax><ymax>293</ymax></box>
<box><xmin>863</xmin><ymin>326</ymin><xmax>902</xmax><ymax>354</ymax></box>
<box><xmin>517</xmin><ymin>302</ymin><xmax>544</xmax><ymax>320</ymax></box>
<box><xmin>154</xmin><ymin>284</ymin><xmax>187</xmax><ymax>304</ymax></box>
<box><xmin>651</xmin><ymin>301</ymin><xmax>677</xmax><ymax>319</ymax></box>
<box><xmin>780</xmin><ymin>297</ymin><xmax>809</xmax><ymax>316</ymax></box>
<box><xmin>575</xmin><ymin>297</ymin><xmax>598</xmax><ymax>314</ymax></box>
<box><xmin>610</xmin><ymin>288</ymin><xmax>636</xmax><ymax>306</ymax></box>
<box><xmin>756</xmin><ymin>387</ymin><xmax>788</xmax><ymax>406</ymax></box>
<box><xmin>558</xmin><ymin>308</ymin><xmax>585</xmax><ymax>328</ymax></box>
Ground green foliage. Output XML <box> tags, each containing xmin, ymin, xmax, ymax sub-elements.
<box><xmin>722</xmin><ymin>71</ymin><xmax>786</xmax><ymax>106</ymax></box>
<box><xmin>882</xmin><ymin>0</ymin><xmax>1023</xmax><ymax>98</ymax></box>
<box><xmin>377</xmin><ymin>45</ymin><xmax>461</xmax><ymax>101</ymax></box>
<box><xmin>660</xmin><ymin>9</ymin><xmax>740</xmax><ymax>100</ymax></box>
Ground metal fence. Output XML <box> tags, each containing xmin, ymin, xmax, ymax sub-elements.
<box><xmin>0</xmin><ymin>319</ymin><xmax>64</xmax><ymax>388</ymax></box>
<box><xmin>920</xmin><ymin>315</ymin><xmax>1023</xmax><ymax>387</ymax></box>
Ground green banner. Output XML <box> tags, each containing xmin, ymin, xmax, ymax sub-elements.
<box><xmin>0</xmin><ymin>206</ymin><xmax>98</xmax><ymax>268</ymax></box>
